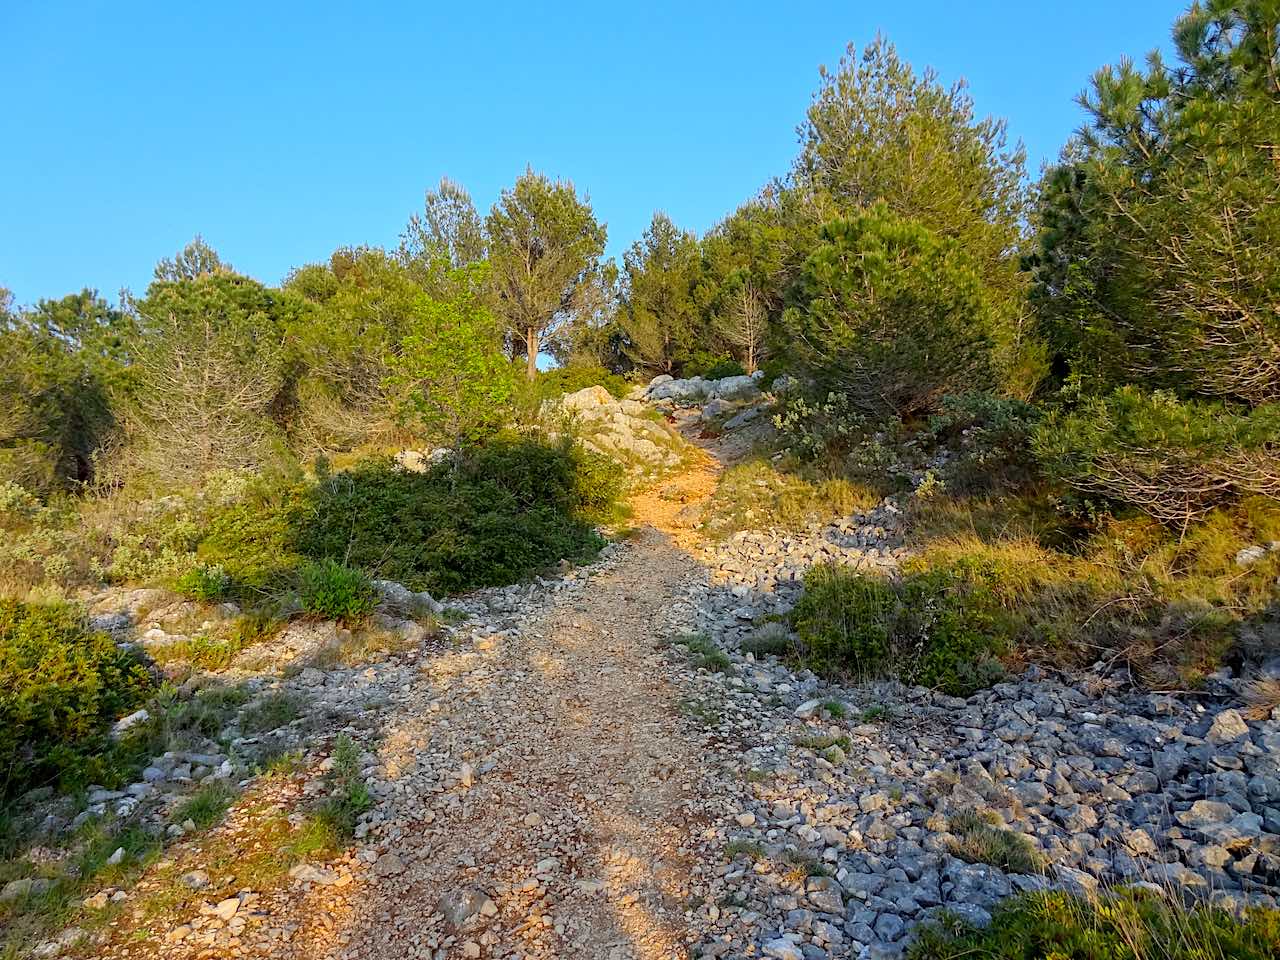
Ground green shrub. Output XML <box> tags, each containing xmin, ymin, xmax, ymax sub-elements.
<box><xmin>195</xmin><ymin>484</ymin><xmax>305</xmax><ymax>591</ymax></box>
<box><xmin>791</xmin><ymin>562</ymin><xmax>1011</xmax><ymax>695</ymax></box>
<box><xmin>740</xmin><ymin>622</ymin><xmax>793</xmax><ymax>658</ymax></box>
<box><xmin>295</xmin><ymin>440</ymin><xmax>611</xmax><ymax>595</ymax></box>
<box><xmin>174</xmin><ymin>563</ymin><xmax>231</xmax><ymax>602</ymax></box>
<box><xmin>1034</xmin><ymin>387</ymin><xmax>1280</xmax><ymax>525</ymax></box>
<box><xmin>781</xmin><ymin>206</ymin><xmax>1003</xmax><ymax>417</ymax></box>
<box><xmin>929</xmin><ymin>393</ymin><xmax>1043</xmax><ymax>492</ymax></box>
<box><xmin>670</xmin><ymin>633</ymin><xmax>732</xmax><ymax>673</ymax></box>
<box><xmin>682</xmin><ymin>352</ymin><xmax>745</xmax><ymax>380</ymax></box>
<box><xmin>171</xmin><ymin>781</ymin><xmax>236</xmax><ymax>830</ymax></box>
<box><xmin>535</xmin><ymin>361</ymin><xmax>628</xmax><ymax>400</ymax></box>
<box><xmin>701</xmin><ymin>358</ymin><xmax>747</xmax><ymax>380</ymax></box>
<box><xmin>309</xmin><ymin>734</ymin><xmax>371</xmax><ymax>842</ymax></box>
<box><xmin>0</xmin><ymin>600</ymin><xmax>152</xmax><ymax>797</ymax></box>
<box><xmin>908</xmin><ymin>888</ymin><xmax>1280</xmax><ymax>960</ymax></box>
<box><xmin>791</xmin><ymin>566</ymin><xmax>895</xmax><ymax>678</ymax></box>
<box><xmin>297</xmin><ymin>559</ymin><xmax>376</xmax><ymax>623</ymax></box>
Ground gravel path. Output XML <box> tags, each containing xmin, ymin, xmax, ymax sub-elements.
<box><xmin>99</xmin><ymin>452</ymin><xmax>728</xmax><ymax>960</ymax></box>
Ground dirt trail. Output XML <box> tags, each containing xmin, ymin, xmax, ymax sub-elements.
<box><xmin>113</xmin><ymin>450</ymin><xmax>727</xmax><ymax>960</ymax></box>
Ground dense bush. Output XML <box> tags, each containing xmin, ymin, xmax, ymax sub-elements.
<box><xmin>790</xmin><ymin>561</ymin><xmax>1011</xmax><ymax>694</ymax></box>
<box><xmin>685</xmin><ymin>355</ymin><xmax>746</xmax><ymax>381</ymax></box>
<box><xmin>295</xmin><ymin>439</ymin><xmax>614</xmax><ymax>595</ymax></box>
<box><xmin>195</xmin><ymin>483</ymin><xmax>306</xmax><ymax>591</ymax></box>
<box><xmin>781</xmin><ymin>207</ymin><xmax>1003</xmax><ymax>417</ymax></box>
<box><xmin>908</xmin><ymin>888</ymin><xmax>1280</xmax><ymax>960</ymax></box>
<box><xmin>0</xmin><ymin>600</ymin><xmax>152</xmax><ymax>796</ymax></box>
<box><xmin>1034</xmin><ymin>387</ymin><xmax>1280</xmax><ymax>524</ymax></box>
<box><xmin>174</xmin><ymin>563</ymin><xmax>231</xmax><ymax>602</ymax></box>
<box><xmin>297</xmin><ymin>559</ymin><xmax>377</xmax><ymax>622</ymax></box>
<box><xmin>1028</xmin><ymin>2</ymin><xmax>1280</xmax><ymax>406</ymax></box>
<box><xmin>929</xmin><ymin>392</ymin><xmax>1043</xmax><ymax>492</ymax></box>
<box><xmin>534</xmin><ymin>361</ymin><xmax>628</xmax><ymax>401</ymax></box>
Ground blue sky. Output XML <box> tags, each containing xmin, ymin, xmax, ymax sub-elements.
<box><xmin>2</xmin><ymin>1</ymin><xmax>1183</xmax><ymax>306</ymax></box>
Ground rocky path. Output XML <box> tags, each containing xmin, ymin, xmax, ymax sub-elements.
<box><xmin>306</xmin><ymin>524</ymin><xmax>713</xmax><ymax>960</ymax></box>
<box><xmin>102</xmin><ymin>452</ymin><xmax>728</xmax><ymax>960</ymax></box>
<box><xmin>84</xmin><ymin>420</ymin><xmax>1280</xmax><ymax>960</ymax></box>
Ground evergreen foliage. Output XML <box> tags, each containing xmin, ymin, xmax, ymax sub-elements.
<box><xmin>781</xmin><ymin>207</ymin><xmax>1001</xmax><ymax>416</ymax></box>
<box><xmin>1029</xmin><ymin>0</ymin><xmax>1280</xmax><ymax>405</ymax></box>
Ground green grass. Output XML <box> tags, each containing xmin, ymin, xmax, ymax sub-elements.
<box><xmin>819</xmin><ymin>699</ymin><xmax>848</xmax><ymax>718</ymax></box>
<box><xmin>296</xmin><ymin>735</ymin><xmax>372</xmax><ymax>850</ymax></box>
<box><xmin>147</xmin><ymin>632</ymin><xmax>246</xmax><ymax>671</ymax></box>
<box><xmin>171</xmin><ymin>781</ymin><xmax>237</xmax><ymax>830</ymax></box>
<box><xmin>781</xmin><ymin>849</ymin><xmax>831</xmax><ymax>877</ymax></box>
<box><xmin>724</xmin><ymin>840</ymin><xmax>765</xmax><ymax>862</ymax></box>
<box><xmin>909</xmin><ymin>493</ymin><xmax>1280</xmax><ymax>686</ymax></box>
<box><xmin>239</xmin><ymin>692</ymin><xmax>304</xmax><ymax>734</ymax></box>
<box><xmin>703</xmin><ymin>458</ymin><xmax>880</xmax><ymax>539</ymax></box>
<box><xmin>860</xmin><ymin>704</ymin><xmax>888</xmax><ymax>722</ymax></box>
<box><xmin>947</xmin><ymin>809</ymin><xmax>1044</xmax><ymax>875</ymax></box>
<box><xmin>908</xmin><ymin>888</ymin><xmax>1280</xmax><ymax>960</ymax></box>
<box><xmin>0</xmin><ymin>817</ymin><xmax>161</xmax><ymax>958</ymax></box>
<box><xmin>669</xmin><ymin>633</ymin><xmax>732</xmax><ymax>674</ymax></box>
<box><xmin>794</xmin><ymin>733</ymin><xmax>851</xmax><ymax>752</ymax></box>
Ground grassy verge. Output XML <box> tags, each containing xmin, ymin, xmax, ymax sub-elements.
<box><xmin>703</xmin><ymin>458</ymin><xmax>881</xmax><ymax>539</ymax></box>
<box><xmin>908</xmin><ymin>889</ymin><xmax>1280</xmax><ymax>960</ymax></box>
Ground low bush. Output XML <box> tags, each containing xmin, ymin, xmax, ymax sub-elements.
<box><xmin>194</xmin><ymin>483</ymin><xmax>305</xmax><ymax>592</ymax></box>
<box><xmin>174</xmin><ymin>564</ymin><xmax>231</xmax><ymax>602</ymax></box>
<box><xmin>0</xmin><ymin>600</ymin><xmax>153</xmax><ymax>797</ymax></box>
<box><xmin>670</xmin><ymin>633</ymin><xmax>732</xmax><ymax>673</ymax></box>
<box><xmin>1034</xmin><ymin>387</ymin><xmax>1280</xmax><ymax>526</ymax></box>
<box><xmin>790</xmin><ymin>562</ymin><xmax>1011</xmax><ymax>695</ymax></box>
<box><xmin>908</xmin><ymin>888</ymin><xmax>1280</xmax><ymax>960</ymax></box>
<box><xmin>297</xmin><ymin>559</ymin><xmax>376</xmax><ymax>622</ymax></box>
<box><xmin>929</xmin><ymin>392</ymin><xmax>1042</xmax><ymax>492</ymax></box>
<box><xmin>740</xmin><ymin>622</ymin><xmax>794</xmax><ymax>658</ymax></box>
<box><xmin>533</xmin><ymin>361</ymin><xmax>628</xmax><ymax>401</ymax></box>
<box><xmin>296</xmin><ymin>439</ymin><xmax>611</xmax><ymax>595</ymax></box>
<box><xmin>683</xmin><ymin>353</ymin><xmax>745</xmax><ymax>381</ymax></box>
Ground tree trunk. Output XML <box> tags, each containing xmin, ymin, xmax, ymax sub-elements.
<box><xmin>525</xmin><ymin>327</ymin><xmax>539</xmax><ymax>381</ymax></box>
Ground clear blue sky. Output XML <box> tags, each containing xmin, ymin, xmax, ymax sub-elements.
<box><xmin>1</xmin><ymin>1</ymin><xmax>1183</xmax><ymax>307</ymax></box>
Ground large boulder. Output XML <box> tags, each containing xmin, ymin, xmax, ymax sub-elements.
<box><xmin>709</xmin><ymin>375</ymin><xmax>760</xmax><ymax>401</ymax></box>
<box><xmin>558</xmin><ymin>385</ymin><xmax>615</xmax><ymax>413</ymax></box>
<box><xmin>647</xmin><ymin>377</ymin><xmax>711</xmax><ymax>403</ymax></box>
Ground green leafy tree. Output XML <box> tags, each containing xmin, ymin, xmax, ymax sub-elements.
<box><xmin>154</xmin><ymin>235</ymin><xmax>229</xmax><ymax>282</ymax></box>
<box><xmin>781</xmin><ymin>205</ymin><xmax>999</xmax><ymax>417</ymax></box>
<box><xmin>1028</xmin><ymin>0</ymin><xmax>1280</xmax><ymax>405</ymax></box>
<box><xmin>385</xmin><ymin>265</ymin><xmax>515</xmax><ymax>449</ymax></box>
<box><xmin>486</xmin><ymin>169</ymin><xmax>609</xmax><ymax>380</ymax></box>
<box><xmin>285</xmin><ymin>247</ymin><xmax>422</xmax><ymax>450</ymax></box>
<box><xmin>619</xmin><ymin>212</ymin><xmax>703</xmax><ymax>374</ymax></box>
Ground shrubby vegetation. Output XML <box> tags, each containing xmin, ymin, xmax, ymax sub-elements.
<box><xmin>908</xmin><ymin>888</ymin><xmax>1280</xmax><ymax>960</ymax></box>
<box><xmin>0</xmin><ymin>600</ymin><xmax>152</xmax><ymax>797</ymax></box>
<box><xmin>790</xmin><ymin>562</ymin><xmax>1011</xmax><ymax>696</ymax></box>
